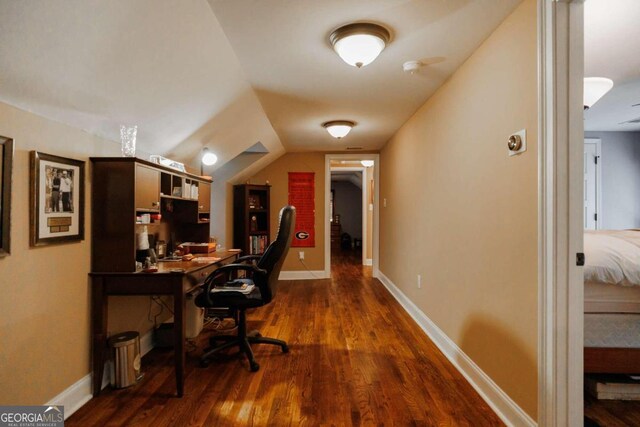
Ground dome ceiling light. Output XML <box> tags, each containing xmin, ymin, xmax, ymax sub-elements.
<box><xmin>329</xmin><ymin>23</ymin><xmax>391</xmax><ymax>68</ymax></box>
<box><xmin>584</xmin><ymin>77</ymin><xmax>614</xmax><ymax>110</ymax></box>
<box><xmin>323</xmin><ymin>120</ymin><xmax>355</xmax><ymax>139</ymax></box>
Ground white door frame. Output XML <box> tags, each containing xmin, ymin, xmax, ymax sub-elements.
<box><xmin>584</xmin><ymin>138</ymin><xmax>602</xmax><ymax>229</ymax></box>
<box><xmin>538</xmin><ymin>0</ymin><xmax>584</xmax><ymax>425</ymax></box>
<box><xmin>325</xmin><ymin>154</ymin><xmax>380</xmax><ymax>277</ymax></box>
<box><xmin>329</xmin><ymin>166</ymin><xmax>370</xmax><ymax>266</ymax></box>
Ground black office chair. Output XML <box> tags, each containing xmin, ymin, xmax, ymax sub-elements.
<box><xmin>195</xmin><ymin>205</ymin><xmax>296</xmax><ymax>372</ymax></box>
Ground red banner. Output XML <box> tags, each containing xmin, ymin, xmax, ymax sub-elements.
<box><xmin>288</xmin><ymin>172</ymin><xmax>315</xmax><ymax>247</ymax></box>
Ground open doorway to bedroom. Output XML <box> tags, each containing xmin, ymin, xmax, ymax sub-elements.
<box><xmin>330</xmin><ymin>165</ymin><xmax>369</xmax><ymax>266</ymax></box>
<box><xmin>582</xmin><ymin>1</ymin><xmax>640</xmax><ymax>424</ymax></box>
<box><xmin>325</xmin><ymin>154</ymin><xmax>379</xmax><ymax>277</ymax></box>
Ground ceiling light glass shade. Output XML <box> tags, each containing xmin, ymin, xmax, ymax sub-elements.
<box><xmin>330</xmin><ymin>23</ymin><xmax>390</xmax><ymax>68</ymax></box>
<box><xmin>361</xmin><ymin>160</ymin><xmax>374</xmax><ymax>167</ymax></box>
<box><xmin>323</xmin><ymin>121</ymin><xmax>355</xmax><ymax>139</ymax></box>
<box><xmin>584</xmin><ymin>77</ymin><xmax>614</xmax><ymax>109</ymax></box>
<box><xmin>201</xmin><ymin>149</ymin><xmax>218</xmax><ymax>166</ymax></box>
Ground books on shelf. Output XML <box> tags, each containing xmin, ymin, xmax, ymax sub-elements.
<box><xmin>586</xmin><ymin>374</ymin><xmax>640</xmax><ymax>400</ymax></box>
<box><xmin>249</xmin><ymin>235</ymin><xmax>268</xmax><ymax>255</ymax></box>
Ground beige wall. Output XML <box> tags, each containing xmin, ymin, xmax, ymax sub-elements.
<box><xmin>248</xmin><ymin>153</ymin><xmax>325</xmax><ymax>271</ymax></box>
<box><xmin>379</xmin><ymin>0</ymin><xmax>538</xmax><ymax>419</ymax></box>
<box><xmin>0</xmin><ymin>102</ymin><xmax>166</xmax><ymax>404</ymax></box>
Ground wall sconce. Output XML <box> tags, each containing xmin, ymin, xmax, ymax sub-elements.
<box><xmin>201</xmin><ymin>147</ymin><xmax>218</xmax><ymax>175</ymax></box>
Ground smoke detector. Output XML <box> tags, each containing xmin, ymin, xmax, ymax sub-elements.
<box><xmin>403</xmin><ymin>60</ymin><xmax>423</xmax><ymax>74</ymax></box>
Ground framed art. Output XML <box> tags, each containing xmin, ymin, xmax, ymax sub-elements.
<box><xmin>29</xmin><ymin>151</ymin><xmax>85</xmax><ymax>246</ymax></box>
<box><xmin>0</xmin><ymin>136</ymin><xmax>13</xmax><ymax>256</ymax></box>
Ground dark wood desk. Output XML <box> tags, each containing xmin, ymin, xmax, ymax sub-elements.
<box><xmin>90</xmin><ymin>250</ymin><xmax>239</xmax><ymax>397</ymax></box>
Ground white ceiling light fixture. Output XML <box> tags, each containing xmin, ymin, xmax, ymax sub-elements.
<box><xmin>584</xmin><ymin>77</ymin><xmax>614</xmax><ymax>110</ymax></box>
<box><xmin>361</xmin><ymin>160</ymin><xmax>374</xmax><ymax>167</ymax></box>
<box><xmin>201</xmin><ymin>147</ymin><xmax>218</xmax><ymax>166</ymax></box>
<box><xmin>329</xmin><ymin>23</ymin><xmax>391</xmax><ymax>68</ymax></box>
<box><xmin>323</xmin><ymin>120</ymin><xmax>355</xmax><ymax>139</ymax></box>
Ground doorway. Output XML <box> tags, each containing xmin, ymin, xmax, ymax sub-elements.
<box><xmin>584</xmin><ymin>139</ymin><xmax>601</xmax><ymax>230</ymax></box>
<box><xmin>330</xmin><ymin>166</ymin><xmax>367</xmax><ymax>265</ymax></box>
<box><xmin>325</xmin><ymin>154</ymin><xmax>379</xmax><ymax>278</ymax></box>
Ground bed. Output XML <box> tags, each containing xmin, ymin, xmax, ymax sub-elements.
<box><xmin>584</xmin><ymin>230</ymin><xmax>640</xmax><ymax>374</ymax></box>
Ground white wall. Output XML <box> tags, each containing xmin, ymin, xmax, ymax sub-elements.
<box><xmin>585</xmin><ymin>131</ymin><xmax>640</xmax><ymax>229</ymax></box>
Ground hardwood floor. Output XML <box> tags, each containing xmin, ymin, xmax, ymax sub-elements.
<box><xmin>585</xmin><ymin>389</ymin><xmax>640</xmax><ymax>426</ymax></box>
<box><xmin>68</xmin><ymin>250</ymin><xmax>503</xmax><ymax>426</ymax></box>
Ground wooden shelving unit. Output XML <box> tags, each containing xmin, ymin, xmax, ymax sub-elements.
<box><xmin>233</xmin><ymin>184</ymin><xmax>270</xmax><ymax>255</ymax></box>
<box><xmin>90</xmin><ymin>157</ymin><xmax>213</xmax><ymax>272</ymax></box>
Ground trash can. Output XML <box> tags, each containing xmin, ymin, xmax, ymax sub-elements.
<box><xmin>108</xmin><ymin>331</ymin><xmax>142</xmax><ymax>389</ymax></box>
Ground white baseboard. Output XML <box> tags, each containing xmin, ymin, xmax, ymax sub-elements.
<box><xmin>376</xmin><ymin>271</ymin><xmax>536</xmax><ymax>427</ymax></box>
<box><xmin>47</xmin><ymin>329</ymin><xmax>156</xmax><ymax>420</ymax></box>
<box><xmin>45</xmin><ymin>375</ymin><xmax>92</xmax><ymax>421</ymax></box>
<box><xmin>279</xmin><ymin>270</ymin><xmax>330</xmax><ymax>280</ymax></box>
<box><xmin>364</xmin><ymin>258</ymin><xmax>373</xmax><ymax>266</ymax></box>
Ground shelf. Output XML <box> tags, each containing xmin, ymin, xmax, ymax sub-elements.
<box><xmin>249</xmin><ymin>208</ymin><xmax>267</xmax><ymax>213</ymax></box>
<box><xmin>249</xmin><ymin>230</ymin><xmax>268</xmax><ymax>235</ymax></box>
<box><xmin>160</xmin><ymin>194</ymin><xmax>197</xmax><ymax>202</ymax></box>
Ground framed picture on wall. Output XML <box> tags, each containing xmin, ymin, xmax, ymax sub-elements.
<box><xmin>29</xmin><ymin>151</ymin><xmax>85</xmax><ymax>246</ymax></box>
<box><xmin>0</xmin><ymin>136</ymin><xmax>13</xmax><ymax>257</ymax></box>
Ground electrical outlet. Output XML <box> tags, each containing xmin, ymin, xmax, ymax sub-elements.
<box><xmin>299</xmin><ymin>251</ymin><xmax>304</xmax><ymax>260</ymax></box>
<box><xmin>417</xmin><ymin>274</ymin><xmax>421</xmax><ymax>289</ymax></box>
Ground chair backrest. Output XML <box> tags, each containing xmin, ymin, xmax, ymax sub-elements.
<box><xmin>255</xmin><ymin>205</ymin><xmax>296</xmax><ymax>303</ymax></box>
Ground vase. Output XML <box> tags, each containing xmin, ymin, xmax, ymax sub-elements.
<box><xmin>120</xmin><ymin>125</ymin><xmax>137</xmax><ymax>157</ymax></box>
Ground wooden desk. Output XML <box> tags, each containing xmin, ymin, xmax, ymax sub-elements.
<box><xmin>90</xmin><ymin>250</ymin><xmax>239</xmax><ymax>397</ymax></box>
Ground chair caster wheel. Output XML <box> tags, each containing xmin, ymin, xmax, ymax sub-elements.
<box><xmin>282</xmin><ymin>345</ymin><xmax>289</xmax><ymax>353</ymax></box>
<box><xmin>200</xmin><ymin>359</ymin><xmax>210</xmax><ymax>368</ymax></box>
<box><xmin>250</xmin><ymin>362</ymin><xmax>260</xmax><ymax>372</ymax></box>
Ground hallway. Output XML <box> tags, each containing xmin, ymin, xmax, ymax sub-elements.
<box><xmin>69</xmin><ymin>257</ymin><xmax>502</xmax><ymax>426</ymax></box>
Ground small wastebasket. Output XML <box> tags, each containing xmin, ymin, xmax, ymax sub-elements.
<box><xmin>108</xmin><ymin>331</ymin><xmax>142</xmax><ymax>389</ymax></box>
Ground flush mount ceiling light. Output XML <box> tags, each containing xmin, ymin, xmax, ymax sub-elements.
<box><xmin>361</xmin><ymin>160</ymin><xmax>374</xmax><ymax>167</ymax></box>
<box><xmin>584</xmin><ymin>77</ymin><xmax>614</xmax><ymax>110</ymax></box>
<box><xmin>323</xmin><ymin>120</ymin><xmax>355</xmax><ymax>139</ymax></box>
<box><xmin>329</xmin><ymin>23</ymin><xmax>391</xmax><ymax>68</ymax></box>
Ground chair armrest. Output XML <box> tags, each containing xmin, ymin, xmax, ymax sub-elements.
<box><xmin>199</xmin><ymin>263</ymin><xmax>267</xmax><ymax>306</ymax></box>
<box><xmin>236</xmin><ymin>255</ymin><xmax>262</xmax><ymax>264</ymax></box>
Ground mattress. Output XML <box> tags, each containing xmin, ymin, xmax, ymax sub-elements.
<box><xmin>584</xmin><ymin>313</ymin><xmax>640</xmax><ymax>348</ymax></box>
<box><xmin>584</xmin><ymin>230</ymin><xmax>640</xmax><ymax>287</ymax></box>
<box><xmin>585</xmin><ymin>281</ymin><xmax>640</xmax><ymax>313</ymax></box>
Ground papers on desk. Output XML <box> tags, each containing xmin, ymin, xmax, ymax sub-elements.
<box><xmin>211</xmin><ymin>282</ymin><xmax>255</xmax><ymax>295</ymax></box>
<box><xmin>192</xmin><ymin>256</ymin><xmax>221</xmax><ymax>263</ymax></box>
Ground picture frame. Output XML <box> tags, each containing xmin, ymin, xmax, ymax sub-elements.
<box><xmin>0</xmin><ymin>136</ymin><xmax>14</xmax><ymax>257</ymax></box>
<box><xmin>29</xmin><ymin>151</ymin><xmax>85</xmax><ymax>246</ymax></box>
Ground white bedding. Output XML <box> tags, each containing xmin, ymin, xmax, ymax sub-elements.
<box><xmin>584</xmin><ymin>230</ymin><xmax>640</xmax><ymax>287</ymax></box>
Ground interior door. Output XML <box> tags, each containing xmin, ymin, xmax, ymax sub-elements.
<box><xmin>584</xmin><ymin>140</ymin><xmax>600</xmax><ymax>230</ymax></box>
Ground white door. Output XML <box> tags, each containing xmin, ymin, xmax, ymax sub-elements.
<box><xmin>584</xmin><ymin>140</ymin><xmax>601</xmax><ymax>229</ymax></box>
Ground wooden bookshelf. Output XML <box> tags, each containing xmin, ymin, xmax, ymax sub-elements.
<box><xmin>233</xmin><ymin>184</ymin><xmax>270</xmax><ymax>255</ymax></box>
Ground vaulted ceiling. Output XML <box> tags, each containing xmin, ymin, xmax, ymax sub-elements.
<box><xmin>0</xmin><ymin>0</ymin><xmax>522</xmax><ymax>173</ymax></box>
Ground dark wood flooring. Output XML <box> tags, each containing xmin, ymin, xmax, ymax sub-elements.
<box><xmin>68</xmin><ymin>249</ymin><xmax>503</xmax><ymax>426</ymax></box>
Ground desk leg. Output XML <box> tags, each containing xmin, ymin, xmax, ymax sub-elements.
<box><xmin>174</xmin><ymin>279</ymin><xmax>186</xmax><ymax>397</ymax></box>
<box><xmin>92</xmin><ymin>276</ymin><xmax>108</xmax><ymax>396</ymax></box>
